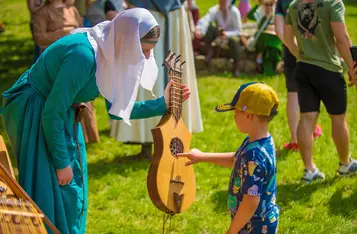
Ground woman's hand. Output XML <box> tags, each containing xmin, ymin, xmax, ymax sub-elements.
<box><xmin>164</xmin><ymin>80</ymin><xmax>191</xmax><ymax>110</ymax></box>
<box><xmin>56</xmin><ymin>165</ymin><xmax>73</xmax><ymax>186</ymax></box>
<box><xmin>177</xmin><ymin>148</ymin><xmax>204</xmax><ymax>166</ymax></box>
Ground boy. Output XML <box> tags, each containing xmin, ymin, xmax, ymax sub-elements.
<box><xmin>178</xmin><ymin>82</ymin><xmax>280</xmax><ymax>234</ymax></box>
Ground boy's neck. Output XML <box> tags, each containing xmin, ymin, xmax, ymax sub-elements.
<box><xmin>247</xmin><ymin>123</ymin><xmax>270</xmax><ymax>142</ymax></box>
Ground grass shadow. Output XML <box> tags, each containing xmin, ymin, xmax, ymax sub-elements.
<box><xmin>210</xmin><ymin>189</ymin><xmax>228</xmax><ymax>213</ymax></box>
<box><xmin>328</xmin><ymin>181</ymin><xmax>357</xmax><ymax>218</ymax></box>
<box><xmin>0</xmin><ymin>35</ymin><xmax>34</xmax><ymax>107</ymax></box>
<box><xmin>277</xmin><ymin>177</ymin><xmax>338</xmax><ymax>207</ymax></box>
<box><xmin>87</xmin><ymin>153</ymin><xmax>150</xmax><ymax>179</ymax></box>
<box><xmin>197</xmin><ymin>69</ymin><xmax>275</xmax><ymax>81</ymax></box>
<box><xmin>210</xmin><ymin>177</ymin><xmax>339</xmax><ymax>214</ymax></box>
<box><xmin>98</xmin><ymin>129</ymin><xmax>110</xmax><ymax>136</ymax></box>
<box><xmin>276</xmin><ymin>148</ymin><xmax>294</xmax><ymax>161</ymax></box>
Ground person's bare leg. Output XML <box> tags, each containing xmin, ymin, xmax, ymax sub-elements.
<box><xmin>330</xmin><ymin>114</ymin><xmax>349</xmax><ymax>165</ymax></box>
<box><xmin>297</xmin><ymin>112</ymin><xmax>318</xmax><ymax>171</ymax></box>
<box><xmin>287</xmin><ymin>92</ymin><xmax>299</xmax><ymax>143</ymax></box>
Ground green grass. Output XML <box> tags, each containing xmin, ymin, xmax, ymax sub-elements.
<box><xmin>1</xmin><ymin>0</ymin><xmax>357</xmax><ymax>233</ymax></box>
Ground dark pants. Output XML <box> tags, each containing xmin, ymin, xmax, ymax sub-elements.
<box><xmin>203</xmin><ymin>22</ymin><xmax>243</xmax><ymax>61</ymax></box>
<box><xmin>296</xmin><ymin>62</ymin><xmax>346</xmax><ymax>115</ymax></box>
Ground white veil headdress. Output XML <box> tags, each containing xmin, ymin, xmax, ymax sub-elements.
<box><xmin>71</xmin><ymin>8</ymin><xmax>159</xmax><ymax>125</ymax></box>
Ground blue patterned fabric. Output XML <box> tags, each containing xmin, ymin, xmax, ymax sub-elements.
<box><xmin>228</xmin><ymin>136</ymin><xmax>279</xmax><ymax>233</ymax></box>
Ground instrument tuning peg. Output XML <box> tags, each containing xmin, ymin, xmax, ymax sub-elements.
<box><xmin>174</xmin><ymin>58</ymin><xmax>181</xmax><ymax>67</ymax></box>
<box><xmin>175</xmin><ymin>55</ymin><xmax>181</xmax><ymax>62</ymax></box>
<box><xmin>168</xmin><ymin>53</ymin><xmax>176</xmax><ymax>63</ymax></box>
<box><xmin>180</xmin><ymin>61</ymin><xmax>186</xmax><ymax>68</ymax></box>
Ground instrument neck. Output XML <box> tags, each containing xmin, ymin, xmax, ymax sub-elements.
<box><xmin>169</xmin><ymin>69</ymin><xmax>183</xmax><ymax>121</ymax></box>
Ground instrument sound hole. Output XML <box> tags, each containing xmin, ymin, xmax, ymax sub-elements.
<box><xmin>170</xmin><ymin>137</ymin><xmax>183</xmax><ymax>157</ymax></box>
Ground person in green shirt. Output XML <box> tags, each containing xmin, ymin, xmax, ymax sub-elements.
<box><xmin>1</xmin><ymin>8</ymin><xmax>191</xmax><ymax>233</ymax></box>
<box><xmin>284</xmin><ymin>0</ymin><xmax>356</xmax><ymax>182</ymax></box>
<box><xmin>274</xmin><ymin>0</ymin><xmax>322</xmax><ymax>152</ymax></box>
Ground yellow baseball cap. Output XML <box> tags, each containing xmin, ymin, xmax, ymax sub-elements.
<box><xmin>215</xmin><ymin>82</ymin><xmax>279</xmax><ymax>117</ymax></box>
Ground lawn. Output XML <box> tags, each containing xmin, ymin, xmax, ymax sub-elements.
<box><xmin>1</xmin><ymin>0</ymin><xmax>357</xmax><ymax>233</ymax></box>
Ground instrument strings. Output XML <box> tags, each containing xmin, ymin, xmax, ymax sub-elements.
<box><xmin>171</xmin><ymin>64</ymin><xmax>183</xmax><ymax>177</ymax></box>
<box><xmin>0</xmin><ymin>198</ymin><xmax>47</xmax><ymax>234</ymax></box>
<box><xmin>162</xmin><ymin>212</ymin><xmax>173</xmax><ymax>234</ymax></box>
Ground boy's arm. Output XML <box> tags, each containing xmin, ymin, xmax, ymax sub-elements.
<box><xmin>227</xmin><ymin>195</ymin><xmax>260</xmax><ymax>234</ymax></box>
<box><xmin>199</xmin><ymin>152</ymin><xmax>236</xmax><ymax>167</ymax></box>
<box><xmin>178</xmin><ymin>149</ymin><xmax>235</xmax><ymax>168</ymax></box>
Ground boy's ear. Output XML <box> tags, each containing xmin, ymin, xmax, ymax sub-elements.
<box><xmin>246</xmin><ymin>113</ymin><xmax>254</xmax><ymax>120</ymax></box>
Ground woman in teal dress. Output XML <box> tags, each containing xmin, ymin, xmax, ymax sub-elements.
<box><xmin>0</xmin><ymin>8</ymin><xmax>190</xmax><ymax>234</ymax></box>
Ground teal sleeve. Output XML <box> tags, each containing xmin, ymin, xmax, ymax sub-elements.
<box><xmin>105</xmin><ymin>96</ymin><xmax>167</xmax><ymax>120</ymax></box>
<box><xmin>41</xmin><ymin>45</ymin><xmax>94</xmax><ymax>170</ymax></box>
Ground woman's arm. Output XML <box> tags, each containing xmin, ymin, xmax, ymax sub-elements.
<box><xmin>105</xmin><ymin>96</ymin><xmax>167</xmax><ymax>120</ymax></box>
<box><xmin>42</xmin><ymin>45</ymin><xmax>94</xmax><ymax>170</ymax></box>
<box><xmin>106</xmin><ymin>80</ymin><xmax>190</xmax><ymax>121</ymax></box>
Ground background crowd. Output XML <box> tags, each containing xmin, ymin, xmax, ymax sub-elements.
<box><xmin>1</xmin><ymin>0</ymin><xmax>357</xmax><ymax>233</ymax></box>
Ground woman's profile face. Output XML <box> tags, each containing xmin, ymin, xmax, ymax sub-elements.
<box><xmin>140</xmin><ymin>26</ymin><xmax>160</xmax><ymax>59</ymax></box>
<box><xmin>141</xmin><ymin>40</ymin><xmax>157</xmax><ymax>59</ymax></box>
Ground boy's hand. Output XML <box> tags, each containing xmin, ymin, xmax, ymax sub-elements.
<box><xmin>177</xmin><ymin>148</ymin><xmax>204</xmax><ymax>166</ymax></box>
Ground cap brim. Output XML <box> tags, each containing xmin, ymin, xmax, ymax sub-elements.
<box><xmin>215</xmin><ymin>103</ymin><xmax>235</xmax><ymax>112</ymax></box>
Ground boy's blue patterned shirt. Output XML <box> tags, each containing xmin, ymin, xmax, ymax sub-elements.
<box><xmin>227</xmin><ymin>135</ymin><xmax>279</xmax><ymax>224</ymax></box>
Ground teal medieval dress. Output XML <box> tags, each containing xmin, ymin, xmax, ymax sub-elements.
<box><xmin>0</xmin><ymin>33</ymin><xmax>166</xmax><ymax>233</ymax></box>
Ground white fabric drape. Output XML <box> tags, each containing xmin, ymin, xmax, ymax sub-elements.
<box><xmin>72</xmin><ymin>8</ymin><xmax>159</xmax><ymax>125</ymax></box>
<box><xmin>110</xmin><ymin>6</ymin><xmax>203</xmax><ymax>143</ymax></box>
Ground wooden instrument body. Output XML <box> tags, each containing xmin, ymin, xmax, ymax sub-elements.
<box><xmin>148</xmin><ymin>114</ymin><xmax>196</xmax><ymax>214</ymax></box>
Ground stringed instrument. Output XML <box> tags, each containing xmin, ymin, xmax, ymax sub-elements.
<box><xmin>0</xmin><ymin>135</ymin><xmax>60</xmax><ymax>234</ymax></box>
<box><xmin>147</xmin><ymin>51</ymin><xmax>196</xmax><ymax>215</ymax></box>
